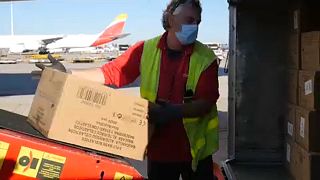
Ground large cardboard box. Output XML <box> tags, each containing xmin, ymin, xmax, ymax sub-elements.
<box><xmin>27</xmin><ymin>69</ymin><xmax>150</xmax><ymax>160</ymax></box>
<box><xmin>294</xmin><ymin>144</ymin><xmax>320</xmax><ymax>180</ymax></box>
<box><xmin>301</xmin><ymin>31</ymin><xmax>320</xmax><ymax>71</ymax></box>
<box><xmin>285</xmin><ymin>104</ymin><xmax>296</xmax><ymax>141</ymax></box>
<box><xmin>287</xmin><ymin>70</ymin><xmax>299</xmax><ymax>104</ymax></box>
<box><xmin>295</xmin><ymin>107</ymin><xmax>320</xmax><ymax>152</ymax></box>
<box><xmin>298</xmin><ymin>70</ymin><xmax>320</xmax><ymax>110</ymax></box>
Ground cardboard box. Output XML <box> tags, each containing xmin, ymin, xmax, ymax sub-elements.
<box><xmin>285</xmin><ymin>104</ymin><xmax>296</xmax><ymax>141</ymax></box>
<box><xmin>287</xmin><ymin>70</ymin><xmax>299</xmax><ymax>104</ymax></box>
<box><xmin>295</xmin><ymin>107</ymin><xmax>320</xmax><ymax>152</ymax></box>
<box><xmin>285</xmin><ymin>138</ymin><xmax>297</xmax><ymax>179</ymax></box>
<box><xmin>290</xmin><ymin>4</ymin><xmax>320</xmax><ymax>33</ymax></box>
<box><xmin>27</xmin><ymin>69</ymin><xmax>150</xmax><ymax>160</ymax></box>
<box><xmin>298</xmin><ymin>70</ymin><xmax>320</xmax><ymax>110</ymax></box>
<box><xmin>294</xmin><ymin>143</ymin><xmax>320</xmax><ymax>180</ymax></box>
<box><xmin>292</xmin><ymin>9</ymin><xmax>300</xmax><ymax>33</ymax></box>
<box><xmin>301</xmin><ymin>31</ymin><xmax>320</xmax><ymax>71</ymax></box>
<box><xmin>288</xmin><ymin>5</ymin><xmax>304</xmax><ymax>33</ymax></box>
<box><xmin>288</xmin><ymin>33</ymin><xmax>301</xmax><ymax>70</ymax></box>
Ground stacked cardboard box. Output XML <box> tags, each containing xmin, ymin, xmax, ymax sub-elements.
<box><xmin>284</xmin><ymin>8</ymin><xmax>301</xmax><ymax>179</ymax></box>
<box><xmin>295</xmin><ymin>107</ymin><xmax>320</xmax><ymax>152</ymax></box>
<box><xmin>294</xmin><ymin>145</ymin><xmax>320</xmax><ymax>180</ymax></box>
<box><xmin>287</xmin><ymin>142</ymin><xmax>320</xmax><ymax>180</ymax></box>
<box><xmin>298</xmin><ymin>32</ymin><xmax>320</xmax><ymax>154</ymax></box>
<box><xmin>287</xmin><ymin>31</ymin><xmax>320</xmax><ymax>180</ymax></box>
<box><xmin>285</xmin><ymin>5</ymin><xmax>320</xmax><ymax>179</ymax></box>
<box><xmin>301</xmin><ymin>32</ymin><xmax>320</xmax><ymax>71</ymax></box>
<box><xmin>286</xmin><ymin>8</ymin><xmax>300</xmax><ymax>104</ymax></box>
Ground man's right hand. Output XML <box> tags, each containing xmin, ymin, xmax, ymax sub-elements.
<box><xmin>148</xmin><ymin>102</ymin><xmax>183</xmax><ymax>127</ymax></box>
<box><xmin>35</xmin><ymin>53</ymin><xmax>67</xmax><ymax>73</ymax></box>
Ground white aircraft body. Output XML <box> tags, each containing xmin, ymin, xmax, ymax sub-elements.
<box><xmin>0</xmin><ymin>13</ymin><xmax>129</xmax><ymax>53</ymax></box>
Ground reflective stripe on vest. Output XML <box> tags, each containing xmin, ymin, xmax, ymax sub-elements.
<box><xmin>140</xmin><ymin>35</ymin><xmax>219</xmax><ymax>171</ymax></box>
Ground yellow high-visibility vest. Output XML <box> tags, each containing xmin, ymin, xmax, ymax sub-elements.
<box><xmin>140</xmin><ymin>35</ymin><xmax>219</xmax><ymax>171</ymax></box>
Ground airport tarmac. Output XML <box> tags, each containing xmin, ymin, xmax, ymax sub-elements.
<box><xmin>0</xmin><ymin>60</ymin><xmax>229</xmax><ymax>178</ymax></box>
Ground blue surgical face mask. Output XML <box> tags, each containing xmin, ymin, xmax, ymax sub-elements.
<box><xmin>175</xmin><ymin>24</ymin><xmax>199</xmax><ymax>45</ymax></box>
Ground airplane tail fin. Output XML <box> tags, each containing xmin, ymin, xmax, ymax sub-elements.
<box><xmin>91</xmin><ymin>13</ymin><xmax>128</xmax><ymax>46</ymax></box>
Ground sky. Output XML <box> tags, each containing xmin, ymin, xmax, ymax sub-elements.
<box><xmin>0</xmin><ymin>0</ymin><xmax>229</xmax><ymax>44</ymax></box>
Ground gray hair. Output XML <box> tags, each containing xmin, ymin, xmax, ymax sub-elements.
<box><xmin>162</xmin><ymin>0</ymin><xmax>202</xmax><ymax>30</ymax></box>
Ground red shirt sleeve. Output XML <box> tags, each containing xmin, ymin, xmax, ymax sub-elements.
<box><xmin>194</xmin><ymin>61</ymin><xmax>220</xmax><ymax>104</ymax></box>
<box><xmin>100</xmin><ymin>41</ymin><xmax>144</xmax><ymax>87</ymax></box>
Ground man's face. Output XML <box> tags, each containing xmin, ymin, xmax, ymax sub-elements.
<box><xmin>169</xmin><ymin>5</ymin><xmax>201</xmax><ymax>33</ymax></box>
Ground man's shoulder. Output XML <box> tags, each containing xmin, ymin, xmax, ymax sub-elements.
<box><xmin>194</xmin><ymin>41</ymin><xmax>215</xmax><ymax>54</ymax></box>
<box><xmin>193</xmin><ymin>41</ymin><xmax>217</xmax><ymax>61</ymax></box>
<box><xmin>130</xmin><ymin>41</ymin><xmax>145</xmax><ymax>49</ymax></box>
<box><xmin>143</xmin><ymin>34</ymin><xmax>166</xmax><ymax>49</ymax></box>
<box><xmin>195</xmin><ymin>41</ymin><xmax>211</xmax><ymax>50</ymax></box>
<box><xmin>129</xmin><ymin>35</ymin><xmax>161</xmax><ymax>51</ymax></box>
<box><xmin>144</xmin><ymin>35</ymin><xmax>163</xmax><ymax>42</ymax></box>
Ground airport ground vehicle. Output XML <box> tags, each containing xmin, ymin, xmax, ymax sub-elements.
<box><xmin>0</xmin><ymin>109</ymin><xmax>143</xmax><ymax>179</ymax></box>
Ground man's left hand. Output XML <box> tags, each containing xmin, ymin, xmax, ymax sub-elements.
<box><xmin>35</xmin><ymin>53</ymin><xmax>67</xmax><ymax>73</ymax></box>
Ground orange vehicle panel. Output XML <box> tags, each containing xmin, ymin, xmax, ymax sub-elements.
<box><xmin>0</xmin><ymin>129</ymin><xmax>143</xmax><ymax>180</ymax></box>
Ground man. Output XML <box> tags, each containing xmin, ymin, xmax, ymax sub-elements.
<box><xmin>37</xmin><ymin>0</ymin><xmax>219</xmax><ymax>179</ymax></box>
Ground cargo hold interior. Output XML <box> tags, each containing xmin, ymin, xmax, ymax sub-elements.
<box><xmin>225</xmin><ymin>0</ymin><xmax>320</xmax><ymax>179</ymax></box>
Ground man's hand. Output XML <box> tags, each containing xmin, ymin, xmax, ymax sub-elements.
<box><xmin>148</xmin><ymin>99</ymin><xmax>214</xmax><ymax>127</ymax></box>
<box><xmin>35</xmin><ymin>53</ymin><xmax>67</xmax><ymax>72</ymax></box>
<box><xmin>148</xmin><ymin>102</ymin><xmax>183</xmax><ymax>126</ymax></box>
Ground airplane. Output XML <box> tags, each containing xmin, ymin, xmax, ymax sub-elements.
<box><xmin>47</xmin><ymin>13</ymin><xmax>129</xmax><ymax>53</ymax></box>
<box><xmin>0</xmin><ymin>35</ymin><xmax>64</xmax><ymax>53</ymax></box>
<box><xmin>0</xmin><ymin>13</ymin><xmax>129</xmax><ymax>53</ymax></box>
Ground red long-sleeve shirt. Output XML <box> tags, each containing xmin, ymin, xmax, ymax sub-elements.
<box><xmin>101</xmin><ymin>33</ymin><xmax>219</xmax><ymax>162</ymax></box>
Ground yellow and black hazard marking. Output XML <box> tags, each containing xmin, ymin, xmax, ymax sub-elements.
<box><xmin>0</xmin><ymin>141</ymin><xmax>10</xmax><ymax>170</ymax></box>
<box><xmin>114</xmin><ymin>172</ymin><xmax>133</xmax><ymax>180</ymax></box>
<box><xmin>14</xmin><ymin>146</ymin><xmax>66</xmax><ymax>179</ymax></box>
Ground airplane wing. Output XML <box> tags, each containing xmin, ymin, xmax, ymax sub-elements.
<box><xmin>40</xmin><ymin>36</ymin><xmax>64</xmax><ymax>46</ymax></box>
